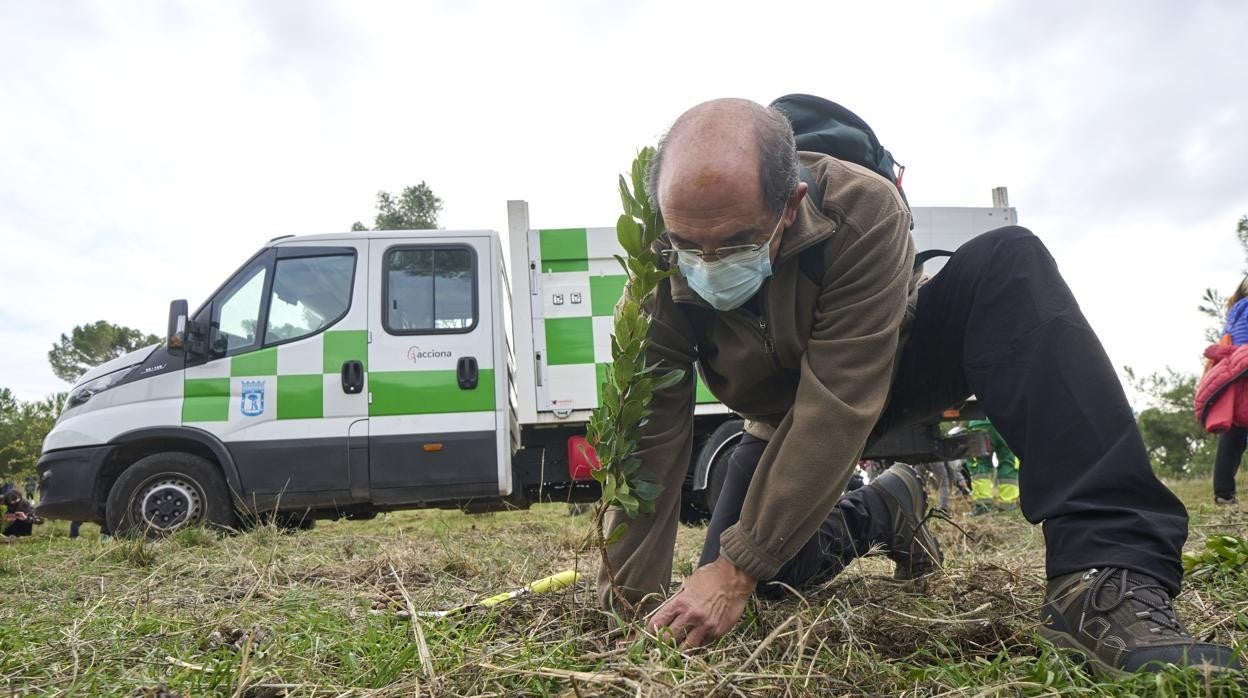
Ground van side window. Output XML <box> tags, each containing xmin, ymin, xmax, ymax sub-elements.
<box><xmin>384</xmin><ymin>247</ymin><xmax>477</xmax><ymax>334</ymax></box>
<box><xmin>264</xmin><ymin>254</ymin><xmax>355</xmax><ymax>344</ymax></box>
<box><xmin>212</xmin><ymin>264</ymin><xmax>267</xmax><ymax>356</ymax></box>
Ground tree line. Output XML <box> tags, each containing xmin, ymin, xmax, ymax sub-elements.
<box><xmin>1</xmin><ymin>322</ymin><xmax>159</xmax><ymax>483</ymax></box>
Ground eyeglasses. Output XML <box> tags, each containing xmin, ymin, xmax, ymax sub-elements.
<box><xmin>659</xmin><ymin>210</ymin><xmax>787</xmax><ymax>265</ymax></box>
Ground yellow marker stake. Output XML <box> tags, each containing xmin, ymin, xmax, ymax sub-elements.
<box><xmin>419</xmin><ymin>570</ymin><xmax>580</xmax><ymax>618</ymax></box>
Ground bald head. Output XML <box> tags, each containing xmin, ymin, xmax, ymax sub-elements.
<box><xmin>647</xmin><ymin>98</ymin><xmax>799</xmax><ymax>219</ymax></box>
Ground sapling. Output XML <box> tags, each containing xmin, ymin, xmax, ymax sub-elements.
<box><xmin>585</xmin><ymin>147</ymin><xmax>684</xmax><ymax>612</ymax></box>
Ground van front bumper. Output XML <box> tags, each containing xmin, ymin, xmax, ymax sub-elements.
<box><xmin>35</xmin><ymin>446</ymin><xmax>109</xmax><ymax>522</ymax></box>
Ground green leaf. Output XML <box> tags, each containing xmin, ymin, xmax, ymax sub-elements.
<box><xmin>620</xmin><ymin>456</ymin><xmax>643</xmax><ymax>477</ymax></box>
<box><xmin>631</xmin><ymin>154</ymin><xmax>650</xmax><ymax>211</ymax></box>
<box><xmin>616</xmin><ymin>215</ymin><xmax>642</xmax><ymax>258</ymax></box>
<box><xmin>616</xmin><ymin>491</ymin><xmax>639</xmax><ymax>514</ymax></box>
<box><xmin>613</xmin><ymin>254</ymin><xmax>629</xmax><ymax>275</ymax></box>
<box><xmin>619</xmin><ymin>396</ymin><xmax>644</xmax><ymax>427</ymax></box>
<box><xmin>605</xmin><ymin>521</ymin><xmax>630</xmax><ymax>546</ymax></box>
<box><xmin>633</xmin><ymin>478</ymin><xmax>662</xmax><ymax>502</ymax></box>
<box><xmin>619</xmin><ymin>175</ymin><xmax>641</xmax><ymax>218</ymax></box>
<box><xmin>652</xmin><ymin>368</ymin><xmax>685</xmax><ymax>392</ymax></box>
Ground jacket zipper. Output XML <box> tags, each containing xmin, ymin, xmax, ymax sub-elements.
<box><xmin>757</xmin><ymin>284</ymin><xmax>775</xmax><ymax>354</ymax></box>
<box><xmin>759</xmin><ymin>314</ymin><xmax>775</xmax><ymax>354</ymax></box>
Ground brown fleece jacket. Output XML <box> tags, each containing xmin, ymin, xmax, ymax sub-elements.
<box><xmin>599</xmin><ymin>152</ymin><xmax>916</xmax><ymax>606</ymax></box>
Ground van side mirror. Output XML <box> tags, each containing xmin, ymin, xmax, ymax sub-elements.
<box><xmin>167</xmin><ymin>300</ymin><xmax>189</xmax><ymax>356</ymax></box>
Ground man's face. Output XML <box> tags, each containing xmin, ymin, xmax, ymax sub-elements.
<box><xmin>660</xmin><ymin>165</ymin><xmax>788</xmax><ymax>263</ymax></box>
<box><xmin>657</xmin><ymin>146</ymin><xmax>802</xmax><ymax>264</ymax></box>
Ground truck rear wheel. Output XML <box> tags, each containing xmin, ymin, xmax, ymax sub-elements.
<box><xmin>106</xmin><ymin>452</ymin><xmax>238</xmax><ymax>538</ymax></box>
<box><xmin>682</xmin><ymin>419</ymin><xmax>744</xmax><ymax>523</ymax></box>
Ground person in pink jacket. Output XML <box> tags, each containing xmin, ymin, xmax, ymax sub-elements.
<box><xmin>1212</xmin><ymin>277</ymin><xmax>1248</xmax><ymax>505</ymax></box>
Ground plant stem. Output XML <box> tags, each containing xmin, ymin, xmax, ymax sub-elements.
<box><xmin>594</xmin><ymin>500</ymin><xmax>634</xmax><ymax>617</ymax></box>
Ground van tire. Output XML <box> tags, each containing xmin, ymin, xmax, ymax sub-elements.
<box><xmin>106</xmin><ymin>452</ymin><xmax>238</xmax><ymax>538</ymax></box>
<box><xmin>682</xmin><ymin>419</ymin><xmax>744</xmax><ymax>523</ymax></box>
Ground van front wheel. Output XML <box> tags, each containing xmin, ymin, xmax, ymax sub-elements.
<box><xmin>106</xmin><ymin>452</ymin><xmax>238</xmax><ymax>538</ymax></box>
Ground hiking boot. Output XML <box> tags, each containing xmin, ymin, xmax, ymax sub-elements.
<box><xmin>1040</xmin><ymin>568</ymin><xmax>1240</xmax><ymax>677</ymax></box>
<box><xmin>971</xmin><ymin>500</ymin><xmax>994</xmax><ymax>516</ymax></box>
<box><xmin>870</xmin><ymin>463</ymin><xmax>943</xmax><ymax>580</ymax></box>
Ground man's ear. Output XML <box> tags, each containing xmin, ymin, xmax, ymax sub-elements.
<box><xmin>785</xmin><ymin>182</ymin><xmax>808</xmax><ymax>227</ymax></box>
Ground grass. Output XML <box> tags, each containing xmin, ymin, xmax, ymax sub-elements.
<box><xmin>2</xmin><ymin>473</ymin><xmax>1247</xmax><ymax>697</ymax></box>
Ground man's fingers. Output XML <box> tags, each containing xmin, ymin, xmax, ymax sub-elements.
<box><xmin>650</xmin><ymin>600</ymin><xmax>699</xmax><ymax>647</ymax></box>
<box><xmin>681</xmin><ymin>623</ymin><xmax>710</xmax><ymax>649</ymax></box>
<box><xmin>647</xmin><ymin>595</ymin><xmax>683</xmax><ymax>634</ymax></box>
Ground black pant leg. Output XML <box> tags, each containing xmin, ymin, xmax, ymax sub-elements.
<box><xmin>698</xmin><ymin>435</ymin><xmax>890</xmax><ymax>594</ymax></box>
<box><xmin>699</xmin><ymin>435</ymin><xmax>768</xmax><ymax>568</ymax></box>
<box><xmin>3</xmin><ymin>520</ymin><xmax>33</xmax><ymax>537</ymax></box>
<box><xmin>762</xmin><ymin>486</ymin><xmax>892</xmax><ymax>596</ymax></box>
<box><xmin>875</xmin><ymin>226</ymin><xmax>1189</xmax><ymax>593</ymax></box>
<box><xmin>1213</xmin><ymin>426</ymin><xmax>1246</xmax><ymax>500</ymax></box>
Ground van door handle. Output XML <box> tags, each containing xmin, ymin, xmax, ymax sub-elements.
<box><xmin>341</xmin><ymin>360</ymin><xmax>364</xmax><ymax>394</ymax></box>
<box><xmin>457</xmin><ymin>356</ymin><xmax>479</xmax><ymax>390</ymax></box>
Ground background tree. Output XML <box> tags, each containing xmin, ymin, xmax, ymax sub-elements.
<box><xmin>1124</xmin><ymin>367</ymin><xmax>1215</xmax><ymax>477</ymax></box>
<box><xmin>0</xmin><ymin>389</ymin><xmax>66</xmax><ymax>483</ymax></box>
<box><xmin>350</xmin><ymin>182</ymin><xmax>443</xmax><ymax>231</ymax></box>
<box><xmin>47</xmin><ymin>321</ymin><xmax>161</xmax><ymax>383</ymax></box>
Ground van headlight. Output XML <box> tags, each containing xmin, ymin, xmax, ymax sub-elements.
<box><xmin>66</xmin><ymin>367</ymin><xmax>137</xmax><ymax>409</ymax></box>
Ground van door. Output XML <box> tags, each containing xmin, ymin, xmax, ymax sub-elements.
<box><xmin>366</xmin><ymin>236</ymin><xmax>498</xmax><ymax>504</ymax></box>
<box><xmin>182</xmin><ymin>242</ymin><xmax>369</xmax><ymax>504</ymax></box>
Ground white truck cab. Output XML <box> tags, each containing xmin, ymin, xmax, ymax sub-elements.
<box><xmin>36</xmin><ymin>195</ymin><xmax>1015</xmax><ymax>535</ymax></box>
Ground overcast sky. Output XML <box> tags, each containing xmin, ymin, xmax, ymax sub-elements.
<box><xmin>1</xmin><ymin>0</ymin><xmax>1245</xmax><ymax>406</ymax></box>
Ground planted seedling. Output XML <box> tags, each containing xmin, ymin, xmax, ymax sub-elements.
<box><xmin>585</xmin><ymin>147</ymin><xmax>684</xmax><ymax>612</ymax></box>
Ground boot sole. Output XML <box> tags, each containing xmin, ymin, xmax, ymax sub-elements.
<box><xmin>1038</xmin><ymin>626</ymin><xmax>1129</xmax><ymax>679</ymax></box>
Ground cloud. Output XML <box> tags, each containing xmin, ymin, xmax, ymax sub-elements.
<box><xmin>945</xmin><ymin>0</ymin><xmax>1248</xmax><ymax>224</ymax></box>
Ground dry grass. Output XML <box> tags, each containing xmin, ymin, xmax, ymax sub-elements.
<box><xmin>2</xmin><ymin>474</ymin><xmax>1247</xmax><ymax>696</ymax></box>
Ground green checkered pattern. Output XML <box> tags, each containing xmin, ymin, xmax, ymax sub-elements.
<box><xmin>537</xmin><ymin>227</ymin><xmax>717</xmax><ymax>409</ymax></box>
<box><xmin>183</xmin><ymin>329</ymin><xmax>369</xmax><ymax>423</ymax></box>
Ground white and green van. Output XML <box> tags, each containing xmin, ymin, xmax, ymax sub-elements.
<box><xmin>36</xmin><ymin>195</ymin><xmax>1015</xmax><ymax>535</ymax></box>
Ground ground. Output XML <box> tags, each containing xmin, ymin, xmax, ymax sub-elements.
<box><xmin>2</xmin><ymin>475</ymin><xmax>1246</xmax><ymax>697</ymax></box>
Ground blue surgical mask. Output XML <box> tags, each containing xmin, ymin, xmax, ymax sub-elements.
<box><xmin>676</xmin><ymin>212</ymin><xmax>785</xmax><ymax>311</ymax></box>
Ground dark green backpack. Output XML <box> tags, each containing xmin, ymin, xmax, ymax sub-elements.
<box><xmin>770</xmin><ymin>93</ymin><xmax>910</xmax><ymax>212</ymax></box>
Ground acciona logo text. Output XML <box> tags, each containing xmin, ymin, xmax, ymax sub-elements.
<box><xmin>407</xmin><ymin>346</ymin><xmax>453</xmax><ymax>362</ymax></box>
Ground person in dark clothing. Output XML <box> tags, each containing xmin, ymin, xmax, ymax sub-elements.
<box><xmin>3</xmin><ymin>490</ymin><xmax>42</xmax><ymax>539</ymax></box>
<box><xmin>23</xmin><ymin>474</ymin><xmax>36</xmax><ymax>501</ymax></box>
<box><xmin>619</xmin><ymin>98</ymin><xmax>1239</xmax><ymax>678</ymax></box>
<box><xmin>1212</xmin><ymin>277</ymin><xmax>1248</xmax><ymax>505</ymax></box>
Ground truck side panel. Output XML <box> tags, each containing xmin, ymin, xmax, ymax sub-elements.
<box><xmin>366</xmin><ymin>235</ymin><xmax>503</xmax><ymax>503</ymax></box>
<box><xmin>522</xmin><ymin>221</ymin><xmax>726</xmax><ymax>416</ymax></box>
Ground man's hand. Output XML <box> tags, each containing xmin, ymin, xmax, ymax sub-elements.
<box><xmin>647</xmin><ymin>555</ymin><xmax>756</xmax><ymax>648</ymax></box>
